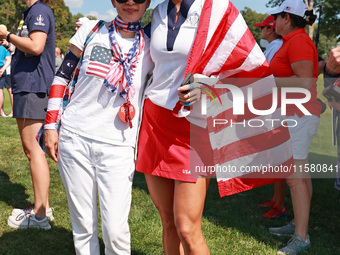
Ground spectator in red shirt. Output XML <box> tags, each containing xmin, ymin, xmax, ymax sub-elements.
<box><xmin>267</xmin><ymin>0</ymin><xmax>320</xmax><ymax>254</ymax></box>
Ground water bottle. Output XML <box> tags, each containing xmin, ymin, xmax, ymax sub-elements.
<box><xmin>21</xmin><ymin>25</ymin><xmax>33</xmax><ymax>57</ymax></box>
<box><xmin>21</xmin><ymin>25</ymin><xmax>29</xmax><ymax>37</ymax></box>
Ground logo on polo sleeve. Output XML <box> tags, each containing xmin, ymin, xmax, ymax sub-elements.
<box><xmin>189</xmin><ymin>13</ymin><xmax>200</xmax><ymax>26</ymax></box>
<box><xmin>34</xmin><ymin>15</ymin><xmax>45</xmax><ymax>26</ymax></box>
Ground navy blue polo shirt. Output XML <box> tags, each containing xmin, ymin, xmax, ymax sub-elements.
<box><xmin>11</xmin><ymin>0</ymin><xmax>55</xmax><ymax>94</ymax></box>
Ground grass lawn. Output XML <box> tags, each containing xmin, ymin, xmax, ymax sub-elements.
<box><xmin>0</xmin><ymin>85</ymin><xmax>339</xmax><ymax>255</ymax></box>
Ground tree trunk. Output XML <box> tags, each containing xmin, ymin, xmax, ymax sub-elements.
<box><xmin>305</xmin><ymin>0</ymin><xmax>314</xmax><ymax>39</ymax></box>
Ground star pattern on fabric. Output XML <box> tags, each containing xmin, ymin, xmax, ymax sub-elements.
<box><xmin>90</xmin><ymin>46</ymin><xmax>112</xmax><ymax>65</ymax></box>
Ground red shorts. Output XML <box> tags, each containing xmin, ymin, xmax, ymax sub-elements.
<box><xmin>136</xmin><ymin>99</ymin><xmax>213</xmax><ymax>182</ymax></box>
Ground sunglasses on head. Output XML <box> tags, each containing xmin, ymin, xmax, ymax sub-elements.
<box><xmin>116</xmin><ymin>0</ymin><xmax>147</xmax><ymax>4</ymax></box>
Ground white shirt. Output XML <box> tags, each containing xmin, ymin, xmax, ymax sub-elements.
<box><xmin>264</xmin><ymin>38</ymin><xmax>282</xmax><ymax>63</ymax></box>
<box><xmin>62</xmin><ymin>20</ymin><xmax>153</xmax><ymax>147</ymax></box>
<box><xmin>145</xmin><ymin>0</ymin><xmax>204</xmax><ymax>110</ymax></box>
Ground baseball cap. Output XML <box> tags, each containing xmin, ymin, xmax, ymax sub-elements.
<box><xmin>254</xmin><ymin>16</ymin><xmax>276</xmax><ymax>28</ymax></box>
<box><xmin>267</xmin><ymin>0</ymin><xmax>308</xmax><ymax>19</ymax></box>
<box><xmin>76</xmin><ymin>17</ymin><xmax>90</xmax><ymax>26</ymax></box>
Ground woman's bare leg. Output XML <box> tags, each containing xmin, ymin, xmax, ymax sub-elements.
<box><xmin>286</xmin><ymin>158</ymin><xmax>311</xmax><ymax>240</ymax></box>
<box><xmin>174</xmin><ymin>178</ymin><xmax>210</xmax><ymax>255</ymax></box>
<box><xmin>145</xmin><ymin>174</ymin><xmax>182</xmax><ymax>254</ymax></box>
<box><xmin>16</xmin><ymin>118</ymin><xmax>50</xmax><ymax>217</ymax></box>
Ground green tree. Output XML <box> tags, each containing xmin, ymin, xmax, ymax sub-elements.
<box><xmin>87</xmin><ymin>15</ymin><xmax>98</xmax><ymax>21</ymax></box>
<box><xmin>73</xmin><ymin>13</ymin><xmax>97</xmax><ymax>23</ymax></box>
<box><xmin>141</xmin><ymin>8</ymin><xmax>153</xmax><ymax>28</ymax></box>
<box><xmin>51</xmin><ymin>0</ymin><xmax>74</xmax><ymax>39</ymax></box>
<box><xmin>313</xmin><ymin>24</ymin><xmax>338</xmax><ymax>60</ymax></box>
<box><xmin>317</xmin><ymin>34</ymin><xmax>338</xmax><ymax>60</ymax></box>
<box><xmin>319</xmin><ymin>1</ymin><xmax>340</xmax><ymax>41</ymax></box>
<box><xmin>56</xmin><ymin>37</ymin><xmax>72</xmax><ymax>56</ymax></box>
<box><xmin>0</xmin><ymin>0</ymin><xmax>26</xmax><ymax>32</ymax></box>
<box><xmin>241</xmin><ymin>7</ymin><xmax>268</xmax><ymax>45</ymax></box>
<box><xmin>50</xmin><ymin>0</ymin><xmax>75</xmax><ymax>54</ymax></box>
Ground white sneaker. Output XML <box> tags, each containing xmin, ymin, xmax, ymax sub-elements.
<box><xmin>11</xmin><ymin>205</ymin><xmax>54</xmax><ymax>221</ymax></box>
<box><xmin>7</xmin><ymin>210</ymin><xmax>51</xmax><ymax>230</ymax></box>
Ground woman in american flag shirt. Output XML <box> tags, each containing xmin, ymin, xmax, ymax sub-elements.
<box><xmin>43</xmin><ymin>0</ymin><xmax>153</xmax><ymax>254</ymax></box>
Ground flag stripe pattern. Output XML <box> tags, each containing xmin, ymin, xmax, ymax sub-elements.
<box><xmin>183</xmin><ymin>0</ymin><xmax>293</xmax><ymax>196</ymax></box>
<box><xmin>85</xmin><ymin>46</ymin><xmax>112</xmax><ymax>79</ymax></box>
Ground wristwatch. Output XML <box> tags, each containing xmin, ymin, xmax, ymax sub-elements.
<box><xmin>6</xmin><ymin>32</ymin><xmax>12</xmax><ymax>42</ymax></box>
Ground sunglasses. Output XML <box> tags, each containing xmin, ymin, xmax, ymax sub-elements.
<box><xmin>272</xmin><ymin>12</ymin><xmax>286</xmax><ymax>20</ymax></box>
<box><xmin>116</xmin><ymin>0</ymin><xmax>147</xmax><ymax>3</ymax></box>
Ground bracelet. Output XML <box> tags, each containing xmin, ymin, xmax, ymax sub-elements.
<box><xmin>6</xmin><ymin>32</ymin><xmax>12</xmax><ymax>42</ymax></box>
<box><xmin>5</xmin><ymin>42</ymin><xmax>11</xmax><ymax>50</ymax></box>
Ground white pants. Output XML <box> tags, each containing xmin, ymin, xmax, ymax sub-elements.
<box><xmin>58</xmin><ymin>128</ymin><xmax>134</xmax><ymax>255</ymax></box>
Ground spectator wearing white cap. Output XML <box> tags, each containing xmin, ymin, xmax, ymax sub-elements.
<box><xmin>267</xmin><ymin>0</ymin><xmax>319</xmax><ymax>254</ymax></box>
<box><xmin>75</xmin><ymin>17</ymin><xmax>90</xmax><ymax>31</ymax></box>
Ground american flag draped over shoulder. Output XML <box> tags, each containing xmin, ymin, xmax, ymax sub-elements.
<box><xmin>178</xmin><ymin>0</ymin><xmax>294</xmax><ymax>196</ymax></box>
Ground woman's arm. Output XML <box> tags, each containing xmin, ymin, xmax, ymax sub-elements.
<box><xmin>275</xmin><ymin>60</ymin><xmax>315</xmax><ymax>89</ymax></box>
<box><xmin>0</xmin><ymin>39</ymin><xmax>15</xmax><ymax>53</ymax></box>
<box><xmin>44</xmin><ymin>44</ymin><xmax>82</xmax><ymax>162</ymax></box>
<box><xmin>0</xmin><ymin>25</ymin><xmax>47</xmax><ymax>56</ymax></box>
<box><xmin>0</xmin><ymin>55</ymin><xmax>11</xmax><ymax>78</ymax></box>
<box><xmin>0</xmin><ymin>29</ymin><xmax>48</xmax><ymax>56</ymax></box>
<box><xmin>7</xmin><ymin>31</ymin><xmax>47</xmax><ymax>56</ymax></box>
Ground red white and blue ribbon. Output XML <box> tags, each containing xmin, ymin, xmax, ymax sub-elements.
<box><xmin>103</xmin><ymin>16</ymin><xmax>145</xmax><ymax>102</ymax></box>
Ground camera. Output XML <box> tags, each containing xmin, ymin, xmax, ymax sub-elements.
<box><xmin>323</xmin><ymin>77</ymin><xmax>340</xmax><ymax>102</ymax></box>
